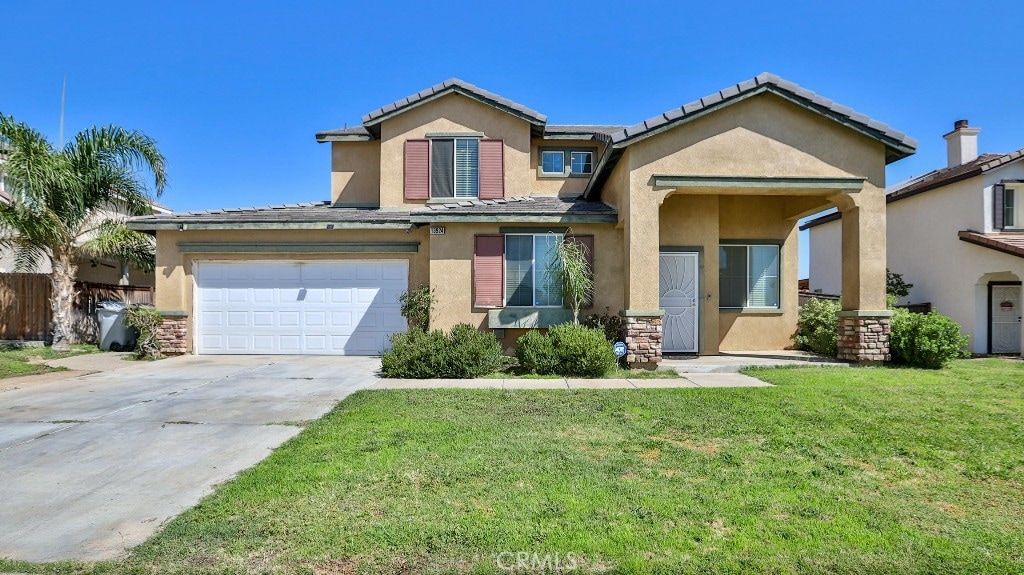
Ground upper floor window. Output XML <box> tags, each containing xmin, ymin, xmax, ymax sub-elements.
<box><xmin>1005</xmin><ymin>188</ymin><xmax>1017</xmax><ymax>228</ymax></box>
<box><xmin>538</xmin><ymin>147</ymin><xmax>596</xmax><ymax>177</ymax></box>
<box><xmin>719</xmin><ymin>244</ymin><xmax>780</xmax><ymax>309</ymax></box>
<box><xmin>430</xmin><ymin>137</ymin><xmax>479</xmax><ymax>198</ymax></box>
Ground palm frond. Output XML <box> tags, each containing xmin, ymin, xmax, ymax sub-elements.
<box><xmin>78</xmin><ymin>219</ymin><xmax>156</xmax><ymax>273</ymax></box>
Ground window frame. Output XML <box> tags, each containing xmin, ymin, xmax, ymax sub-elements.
<box><xmin>537</xmin><ymin>146</ymin><xmax>598</xmax><ymax>178</ymax></box>
<box><xmin>718</xmin><ymin>242</ymin><xmax>782</xmax><ymax>311</ymax></box>
<box><xmin>1006</xmin><ymin>188</ymin><xmax>1018</xmax><ymax>229</ymax></box>
<box><xmin>569</xmin><ymin>150</ymin><xmax>594</xmax><ymax>175</ymax></box>
<box><xmin>504</xmin><ymin>233</ymin><xmax>564</xmax><ymax>308</ymax></box>
<box><xmin>428</xmin><ymin>136</ymin><xmax>480</xmax><ymax>199</ymax></box>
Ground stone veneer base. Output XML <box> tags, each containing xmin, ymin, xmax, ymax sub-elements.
<box><xmin>156</xmin><ymin>315</ymin><xmax>188</xmax><ymax>355</ymax></box>
<box><xmin>620</xmin><ymin>314</ymin><xmax>663</xmax><ymax>365</ymax></box>
<box><xmin>837</xmin><ymin>314</ymin><xmax>891</xmax><ymax>363</ymax></box>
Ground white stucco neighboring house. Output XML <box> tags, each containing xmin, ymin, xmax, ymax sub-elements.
<box><xmin>803</xmin><ymin>120</ymin><xmax>1024</xmax><ymax>356</ymax></box>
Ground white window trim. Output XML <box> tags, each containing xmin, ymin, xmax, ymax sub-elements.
<box><xmin>719</xmin><ymin>243</ymin><xmax>781</xmax><ymax>310</ymax></box>
<box><xmin>504</xmin><ymin>233</ymin><xmax>564</xmax><ymax>308</ymax></box>
<box><xmin>570</xmin><ymin>150</ymin><xmax>594</xmax><ymax>175</ymax></box>
<box><xmin>540</xmin><ymin>150</ymin><xmax>565</xmax><ymax>176</ymax></box>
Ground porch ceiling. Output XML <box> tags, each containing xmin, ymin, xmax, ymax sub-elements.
<box><xmin>651</xmin><ymin>175</ymin><xmax>865</xmax><ymax>195</ymax></box>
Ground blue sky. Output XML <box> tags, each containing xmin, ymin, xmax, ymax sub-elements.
<box><xmin>3</xmin><ymin>1</ymin><xmax>1022</xmax><ymax>278</ymax></box>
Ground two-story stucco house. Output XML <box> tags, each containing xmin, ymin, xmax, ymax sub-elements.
<box><xmin>804</xmin><ymin>120</ymin><xmax>1024</xmax><ymax>356</ymax></box>
<box><xmin>130</xmin><ymin>74</ymin><xmax>915</xmax><ymax>364</ymax></box>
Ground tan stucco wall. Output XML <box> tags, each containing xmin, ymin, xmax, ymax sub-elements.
<box><xmin>331</xmin><ymin>141</ymin><xmax>381</xmax><ymax>206</ymax></box>
<box><xmin>154</xmin><ymin>227</ymin><xmax>430</xmax><ymax>352</ymax></box>
<box><xmin>378</xmin><ymin>93</ymin><xmax>532</xmax><ymax>209</ymax></box>
<box><xmin>529</xmin><ymin>139</ymin><xmax>602</xmax><ymax>197</ymax></box>
<box><xmin>427</xmin><ymin>222</ymin><xmax>624</xmax><ymax>348</ymax></box>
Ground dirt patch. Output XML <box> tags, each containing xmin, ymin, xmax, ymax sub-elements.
<box><xmin>649</xmin><ymin>433</ymin><xmax>723</xmax><ymax>456</ymax></box>
<box><xmin>931</xmin><ymin>501</ymin><xmax>968</xmax><ymax>518</ymax></box>
<box><xmin>640</xmin><ymin>448</ymin><xmax>662</xmax><ymax>463</ymax></box>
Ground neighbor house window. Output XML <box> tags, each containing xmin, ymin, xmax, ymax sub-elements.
<box><xmin>541</xmin><ymin>150</ymin><xmax>564</xmax><ymax>175</ymax></box>
<box><xmin>570</xmin><ymin>151</ymin><xmax>593</xmax><ymax>175</ymax></box>
<box><xmin>719</xmin><ymin>244</ymin><xmax>780</xmax><ymax>309</ymax></box>
<box><xmin>1006</xmin><ymin>188</ymin><xmax>1017</xmax><ymax>228</ymax></box>
<box><xmin>430</xmin><ymin>138</ymin><xmax>479</xmax><ymax>198</ymax></box>
<box><xmin>505</xmin><ymin>234</ymin><xmax>563</xmax><ymax>307</ymax></box>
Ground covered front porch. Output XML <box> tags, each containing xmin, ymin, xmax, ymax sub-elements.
<box><xmin>620</xmin><ymin>175</ymin><xmax>890</xmax><ymax>365</ymax></box>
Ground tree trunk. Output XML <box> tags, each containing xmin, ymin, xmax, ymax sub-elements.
<box><xmin>50</xmin><ymin>250</ymin><xmax>78</xmax><ymax>352</ymax></box>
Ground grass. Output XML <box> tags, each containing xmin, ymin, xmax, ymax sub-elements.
<box><xmin>3</xmin><ymin>359</ymin><xmax>1023</xmax><ymax>574</ymax></box>
<box><xmin>483</xmin><ymin>367</ymin><xmax>681</xmax><ymax>379</ymax></box>
<box><xmin>0</xmin><ymin>344</ymin><xmax>99</xmax><ymax>380</ymax></box>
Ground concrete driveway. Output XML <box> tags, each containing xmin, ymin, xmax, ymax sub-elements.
<box><xmin>0</xmin><ymin>354</ymin><xmax>379</xmax><ymax>562</ymax></box>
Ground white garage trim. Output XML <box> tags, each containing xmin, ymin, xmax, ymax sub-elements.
<box><xmin>193</xmin><ymin>260</ymin><xmax>408</xmax><ymax>356</ymax></box>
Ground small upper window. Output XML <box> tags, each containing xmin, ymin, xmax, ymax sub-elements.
<box><xmin>541</xmin><ymin>151</ymin><xmax>564</xmax><ymax>175</ymax></box>
<box><xmin>1005</xmin><ymin>188</ymin><xmax>1017</xmax><ymax>228</ymax></box>
<box><xmin>570</xmin><ymin>151</ymin><xmax>593</xmax><ymax>175</ymax></box>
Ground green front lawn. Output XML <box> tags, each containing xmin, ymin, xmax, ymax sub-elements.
<box><xmin>0</xmin><ymin>344</ymin><xmax>98</xmax><ymax>380</ymax></box>
<box><xmin>6</xmin><ymin>359</ymin><xmax>1024</xmax><ymax>574</ymax></box>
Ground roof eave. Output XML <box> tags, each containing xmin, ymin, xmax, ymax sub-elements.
<box><xmin>315</xmin><ymin>134</ymin><xmax>373</xmax><ymax>143</ymax></box>
<box><xmin>128</xmin><ymin>221</ymin><xmax>413</xmax><ymax>231</ymax></box>
<box><xmin>361</xmin><ymin>85</ymin><xmax>547</xmax><ymax>132</ymax></box>
<box><xmin>409</xmin><ymin>213</ymin><xmax>618</xmax><ymax>224</ymax></box>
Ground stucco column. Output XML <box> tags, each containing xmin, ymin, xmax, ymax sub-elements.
<box><xmin>621</xmin><ymin>192</ymin><xmax>664</xmax><ymax>365</ymax></box>
<box><xmin>833</xmin><ymin>188</ymin><xmax>891</xmax><ymax>363</ymax></box>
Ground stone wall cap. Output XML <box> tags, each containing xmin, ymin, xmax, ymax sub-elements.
<box><xmin>836</xmin><ymin>310</ymin><xmax>894</xmax><ymax>318</ymax></box>
<box><xmin>619</xmin><ymin>309</ymin><xmax>666</xmax><ymax>317</ymax></box>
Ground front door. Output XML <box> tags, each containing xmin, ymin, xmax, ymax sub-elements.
<box><xmin>990</xmin><ymin>284</ymin><xmax>1022</xmax><ymax>354</ymax></box>
<box><xmin>659</xmin><ymin>252</ymin><xmax>699</xmax><ymax>353</ymax></box>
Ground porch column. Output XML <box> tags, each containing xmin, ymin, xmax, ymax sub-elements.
<box><xmin>834</xmin><ymin>188</ymin><xmax>891</xmax><ymax>363</ymax></box>
<box><xmin>621</xmin><ymin>192</ymin><xmax>664</xmax><ymax>366</ymax></box>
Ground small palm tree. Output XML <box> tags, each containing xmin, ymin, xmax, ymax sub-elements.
<box><xmin>552</xmin><ymin>230</ymin><xmax>593</xmax><ymax>324</ymax></box>
<box><xmin>0</xmin><ymin>115</ymin><xmax>167</xmax><ymax>350</ymax></box>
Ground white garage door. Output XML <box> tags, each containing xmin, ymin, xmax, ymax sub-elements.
<box><xmin>195</xmin><ymin>261</ymin><xmax>408</xmax><ymax>355</ymax></box>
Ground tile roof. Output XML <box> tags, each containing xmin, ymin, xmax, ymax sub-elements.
<box><xmin>129</xmin><ymin>201</ymin><xmax>411</xmax><ymax>227</ymax></box>
<box><xmin>958</xmin><ymin>231</ymin><xmax>1024</xmax><ymax>258</ymax></box>
<box><xmin>314</xmin><ymin>126</ymin><xmax>371</xmax><ymax>141</ymax></box>
<box><xmin>802</xmin><ymin>147</ymin><xmax>1024</xmax><ymax>230</ymax></box>
<box><xmin>411</xmin><ymin>196</ymin><xmax>616</xmax><ymax>216</ymax></box>
<box><xmin>361</xmin><ymin>78</ymin><xmax>547</xmax><ymax>127</ymax></box>
<box><xmin>609</xmin><ymin>73</ymin><xmax>917</xmax><ymax>158</ymax></box>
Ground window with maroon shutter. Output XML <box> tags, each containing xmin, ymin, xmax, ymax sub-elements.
<box><xmin>474</xmin><ymin>235</ymin><xmax>504</xmax><ymax>307</ymax></box>
<box><xmin>994</xmin><ymin>183</ymin><xmax>1005</xmax><ymax>230</ymax></box>
<box><xmin>569</xmin><ymin>235</ymin><xmax>595</xmax><ymax>307</ymax></box>
<box><xmin>478</xmin><ymin>139</ymin><xmax>504</xmax><ymax>199</ymax></box>
<box><xmin>404</xmin><ymin>139</ymin><xmax>430</xmax><ymax>200</ymax></box>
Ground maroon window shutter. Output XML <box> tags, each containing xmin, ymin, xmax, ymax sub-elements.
<box><xmin>404</xmin><ymin>139</ymin><xmax>430</xmax><ymax>200</ymax></box>
<box><xmin>478</xmin><ymin>139</ymin><xmax>504</xmax><ymax>199</ymax></box>
<box><xmin>568</xmin><ymin>235</ymin><xmax>595</xmax><ymax>308</ymax></box>
<box><xmin>994</xmin><ymin>183</ymin><xmax>1005</xmax><ymax>230</ymax></box>
<box><xmin>474</xmin><ymin>235</ymin><xmax>505</xmax><ymax>307</ymax></box>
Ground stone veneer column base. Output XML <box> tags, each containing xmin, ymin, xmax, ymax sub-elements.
<box><xmin>156</xmin><ymin>312</ymin><xmax>189</xmax><ymax>355</ymax></box>
<box><xmin>837</xmin><ymin>311</ymin><xmax>892</xmax><ymax>364</ymax></box>
<box><xmin>619</xmin><ymin>310</ymin><xmax>664</xmax><ymax>366</ymax></box>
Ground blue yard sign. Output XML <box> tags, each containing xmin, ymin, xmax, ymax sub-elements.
<box><xmin>612</xmin><ymin>341</ymin><xmax>627</xmax><ymax>358</ymax></box>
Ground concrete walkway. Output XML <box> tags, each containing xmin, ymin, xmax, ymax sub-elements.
<box><xmin>372</xmin><ymin>372</ymin><xmax>770</xmax><ymax>389</ymax></box>
<box><xmin>663</xmin><ymin>350</ymin><xmax>848</xmax><ymax>373</ymax></box>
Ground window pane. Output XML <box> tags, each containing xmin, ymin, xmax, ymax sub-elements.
<box><xmin>541</xmin><ymin>151</ymin><xmax>564</xmax><ymax>174</ymax></box>
<box><xmin>534</xmin><ymin>235</ymin><xmax>563</xmax><ymax>306</ymax></box>
<box><xmin>748</xmin><ymin>245</ymin><xmax>780</xmax><ymax>308</ymax></box>
<box><xmin>430</xmin><ymin>139</ymin><xmax>454</xmax><ymax>198</ymax></box>
<box><xmin>454</xmin><ymin>139</ymin><xmax>479</xmax><ymax>198</ymax></box>
<box><xmin>570</xmin><ymin>151</ymin><xmax>592</xmax><ymax>174</ymax></box>
<box><xmin>719</xmin><ymin>246</ymin><xmax>747</xmax><ymax>308</ymax></box>
<box><xmin>1006</xmin><ymin>189</ymin><xmax>1016</xmax><ymax>227</ymax></box>
<box><xmin>505</xmin><ymin>236</ymin><xmax>534</xmax><ymax>306</ymax></box>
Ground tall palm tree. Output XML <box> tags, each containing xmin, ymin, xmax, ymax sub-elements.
<box><xmin>0</xmin><ymin>115</ymin><xmax>167</xmax><ymax>351</ymax></box>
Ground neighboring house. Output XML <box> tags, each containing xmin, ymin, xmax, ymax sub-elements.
<box><xmin>804</xmin><ymin>120</ymin><xmax>1024</xmax><ymax>355</ymax></box>
<box><xmin>130</xmin><ymin>74</ymin><xmax>915</xmax><ymax>363</ymax></box>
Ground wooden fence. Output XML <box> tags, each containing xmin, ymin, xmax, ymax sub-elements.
<box><xmin>0</xmin><ymin>273</ymin><xmax>154</xmax><ymax>343</ymax></box>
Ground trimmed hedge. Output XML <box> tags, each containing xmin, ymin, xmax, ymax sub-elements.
<box><xmin>516</xmin><ymin>323</ymin><xmax>617</xmax><ymax>377</ymax></box>
<box><xmin>890</xmin><ymin>309</ymin><xmax>969</xmax><ymax>369</ymax></box>
<box><xmin>793</xmin><ymin>297</ymin><xmax>841</xmax><ymax>357</ymax></box>
<box><xmin>381</xmin><ymin>324</ymin><xmax>507</xmax><ymax>378</ymax></box>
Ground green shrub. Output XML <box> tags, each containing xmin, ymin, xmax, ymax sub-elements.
<box><xmin>381</xmin><ymin>324</ymin><xmax>506</xmax><ymax>378</ymax></box>
<box><xmin>890</xmin><ymin>309</ymin><xmax>969</xmax><ymax>369</ymax></box>
<box><xmin>515</xmin><ymin>329</ymin><xmax>559</xmax><ymax>375</ymax></box>
<box><xmin>548</xmin><ymin>323</ymin><xmax>617</xmax><ymax>377</ymax></box>
<box><xmin>793</xmin><ymin>297</ymin><xmax>841</xmax><ymax>356</ymax></box>
<box><xmin>122</xmin><ymin>305</ymin><xmax>163</xmax><ymax>359</ymax></box>
<box><xmin>582</xmin><ymin>308</ymin><xmax>624</xmax><ymax>342</ymax></box>
<box><xmin>398</xmin><ymin>284</ymin><xmax>434</xmax><ymax>330</ymax></box>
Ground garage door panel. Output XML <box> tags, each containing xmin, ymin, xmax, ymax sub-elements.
<box><xmin>197</xmin><ymin>261</ymin><xmax>407</xmax><ymax>355</ymax></box>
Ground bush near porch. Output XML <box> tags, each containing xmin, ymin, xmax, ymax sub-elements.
<box><xmin>21</xmin><ymin>359</ymin><xmax>1020</xmax><ymax>574</ymax></box>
